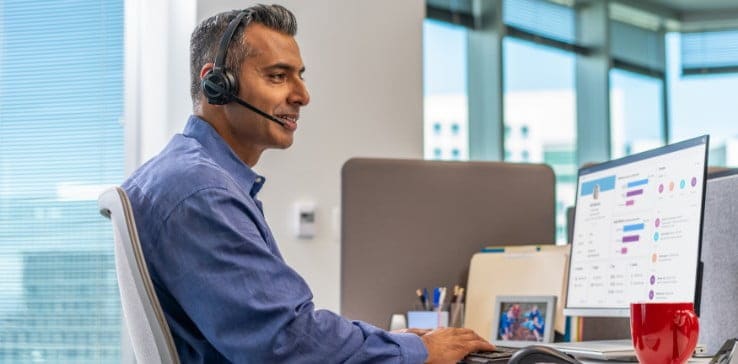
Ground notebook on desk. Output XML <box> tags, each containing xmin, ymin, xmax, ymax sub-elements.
<box><xmin>556</xmin><ymin>136</ymin><xmax>709</xmax><ymax>361</ymax></box>
<box><xmin>464</xmin><ymin>245</ymin><xmax>569</xmax><ymax>342</ymax></box>
<box><xmin>546</xmin><ymin>340</ymin><xmax>635</xmax><ymax>361</ymax></box>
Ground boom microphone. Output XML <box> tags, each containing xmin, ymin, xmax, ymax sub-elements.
<box><xmin>201</xmin><ymin>77</ymin><xmax>286</xmax><ymax>127</ymax></box>
<box><xmin>231</xmin><ymin>95</ymin><xmax>286</xmax><ymax>127</ymax></box>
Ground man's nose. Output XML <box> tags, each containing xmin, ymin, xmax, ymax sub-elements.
<box><xmin>289</xmin><ymin>79</ymin><xmax>310</xmax><ymax>106</ymax></box>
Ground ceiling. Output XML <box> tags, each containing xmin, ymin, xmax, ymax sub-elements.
<box><xmin>426</xmin><ymin>0</ymin><xmax>738</xmax><ymax>31</ymax></box>
<box><xmin>644</xmin><ymin>0</ymin><xmax>738</xmax><ymax>13</ymax></box>
<box><xmin>630</xmin><ymin>0</ymin><xmax>738</xmax><ymax>30</ymax></box>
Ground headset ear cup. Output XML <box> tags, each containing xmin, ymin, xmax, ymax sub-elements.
<box><xmin>202</xmin><ymin>70</ymin><xmax>237</xmax><ymax>105</ymax></box>
<box><xmin>201</xmin><ymin>70</ymin><xmax>224</xmax><ymax>104</ymax></box>
<box><xmin>222</xmin><ymin>70</ymin><xmax>238</xmax><ymax>99</ymax></box>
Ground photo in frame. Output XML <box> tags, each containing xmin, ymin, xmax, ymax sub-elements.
<box><xmin>491</xmin><ymin>295</ymin><xmax>556</xmax><ymax>345</ymax></box>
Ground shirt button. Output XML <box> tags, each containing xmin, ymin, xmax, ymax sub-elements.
<box><xmin>255</xmin><ymin>177</ymin><xmax>263</xmax><ymax>183</ymax></box>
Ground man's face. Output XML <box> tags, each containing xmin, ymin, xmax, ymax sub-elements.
<box><xmin>223</xmin><ymin>23</ymin><xmax>309</xmax><ymax>152</ymax></box>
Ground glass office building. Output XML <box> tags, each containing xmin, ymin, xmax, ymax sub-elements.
<box><xmin>0</xmin><ymin>0</ymin><xmax>124</xmax><ymax>362</ymax></box>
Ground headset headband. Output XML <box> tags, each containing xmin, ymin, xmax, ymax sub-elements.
<box><xmin>213</xmin><ymin>11</ymin><xmax>248</xmax><ymax>72</ymax></box>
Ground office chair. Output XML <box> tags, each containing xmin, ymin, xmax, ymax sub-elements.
<box><xmin>99</xmin><ymin>187</ymin><xmax>180</xmax><ymax>364</ymax></box>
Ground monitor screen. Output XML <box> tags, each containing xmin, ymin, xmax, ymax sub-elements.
<box><xmin>564</xmin><ymin>136</ymin><xmax>709</xmax><ymax>317</ymax></box>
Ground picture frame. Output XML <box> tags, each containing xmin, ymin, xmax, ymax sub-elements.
<box><xmin>491</xmin><ymin>295</ymin><xmax>556</xmax><ymax>345</ymax></box>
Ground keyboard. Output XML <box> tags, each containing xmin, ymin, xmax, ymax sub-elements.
<box><xmin>461</xmin><ymin>346</ymin><xmax>518</xmax><ymax>363</ymax></box>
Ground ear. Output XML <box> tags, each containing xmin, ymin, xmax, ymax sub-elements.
<box><xmin>200</xmin><ymin>63</ymin><xmax>215</xmax><ymax>79</ymax></box>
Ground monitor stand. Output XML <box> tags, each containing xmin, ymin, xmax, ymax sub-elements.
<box><xmin>581</xmin><ymin>317</ymin><xmax>631</xmax><ymax>341</ymax></box>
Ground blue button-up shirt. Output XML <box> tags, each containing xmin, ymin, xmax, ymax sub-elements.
<box><xmin>122</xmin><ymin>115</ymin><xmax>428</xmax><ymax>363</ymax></box>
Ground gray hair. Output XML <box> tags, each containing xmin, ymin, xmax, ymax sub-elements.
<box><xmin>189</xmin><ymin>4</ymin><xmax>298</xmax><ymax>105</ymax></box>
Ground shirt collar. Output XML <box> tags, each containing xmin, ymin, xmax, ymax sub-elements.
<box><xmin>183</xmin><ymin>115</ymin><xmax>266</xmax><ymax>198</ymax></box>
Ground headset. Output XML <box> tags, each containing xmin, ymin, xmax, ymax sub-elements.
<box><xmin>200</xmin><ymin>10</ymin><xmax>285</xmax><ymax>126</ymax></box>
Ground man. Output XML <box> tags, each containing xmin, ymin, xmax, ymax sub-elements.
<box><xmin>521</xmin><ymin>305</ymin><xmax>544</xmax><ymax>342</ymax></box>
<box><xmin>123</xmin><ymin>4</ymin><xmax>494</xmax><ymax>363</ymax></box>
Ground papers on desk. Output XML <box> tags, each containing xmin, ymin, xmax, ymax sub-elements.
<box><xmin>464</xmin><ymin>244</ymin><xmax>570</xmax><ymax>341</ymax></box>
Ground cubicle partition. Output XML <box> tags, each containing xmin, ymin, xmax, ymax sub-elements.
<box><xmin>699</xmin><ymin>169</ymin><xmax>738</xmax><ymax>355</ymax></box>
<box><xmin>340</xmin><ymin>158</ymin><xmax>556</xmax><ymax>328</ymax></box>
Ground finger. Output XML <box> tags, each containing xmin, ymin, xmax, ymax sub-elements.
<box><xmin>468</xmin><ymin>339</ymin><xmax>496</xmax><ymax>353</ymax></box>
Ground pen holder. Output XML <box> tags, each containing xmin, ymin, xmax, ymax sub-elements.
<box><xmin>407</xmin><ymin>303</ymin><xmax>451</xmax><ymax>329</ymax></box>
<box><xmin>407</xmin><ymin>310</ymin><xmax>449</xmax><ymax>329</ymax></box>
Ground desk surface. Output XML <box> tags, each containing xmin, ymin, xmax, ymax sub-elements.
<box><xmin>581</xmin><ymin>358</ymin><xmax>710</xmax><ymax>364</ymax></box>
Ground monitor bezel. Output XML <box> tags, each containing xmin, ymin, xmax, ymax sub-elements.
<box><xmin>564</xmin><ymin>135</ymin><xmax>710</xmax><ymax>318</ymax></box>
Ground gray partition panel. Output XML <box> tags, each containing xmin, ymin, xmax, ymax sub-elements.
<box><xmin>341</xmin><ymin>158</ymin><xmax>556</xmax><ymax>328</ymax></box>
<box><xmin>699</xmin><ymin>169</ymin><xmax>738</xmax><ymax>355</ymax></box>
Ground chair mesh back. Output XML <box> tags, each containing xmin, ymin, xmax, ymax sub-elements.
<box><xmin>99</xmin><ymin>187</ymin><xmax>180</xmax><ymax>364</ymax></box>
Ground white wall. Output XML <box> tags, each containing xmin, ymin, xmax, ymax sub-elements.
<box><xmin>130</xmin><ymin>0</ymin><xmax>424</xmax><ymax>312</ymax></box>
<box><xmin>125</xmin><ymin>0</ymin><xmax>197</xmax><ymax>172</ymax></box>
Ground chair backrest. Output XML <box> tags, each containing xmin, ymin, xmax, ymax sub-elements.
<box><xmin>98</xmin><ymin>187</ymin><xmax>180</xmax><ymax>364</ymax></box>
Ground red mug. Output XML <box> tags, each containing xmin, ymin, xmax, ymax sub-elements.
<box><xmin>630</xmin><ymin>302</ymin><xmax>699</xmax><ymax>364</ymax></box>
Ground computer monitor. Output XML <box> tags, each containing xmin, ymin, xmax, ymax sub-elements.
<box><xmin>564</xmin><ymin>135</ymin><xmax>709</xmax><ymax>317</ymax></box>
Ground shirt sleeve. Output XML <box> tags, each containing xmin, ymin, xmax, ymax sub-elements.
<box><xmin>151</xmin><ymin>187</ymin><xmax>428</xmax><ymax>363</ymax></box>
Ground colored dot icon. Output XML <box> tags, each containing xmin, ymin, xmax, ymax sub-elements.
<box><xmin>650</xmin><ymin>275</ymin><xmax>655</xmax><ymax>285</ymax></box>
<box><xmin>655</xmin><ymin>218</ymin><xmax>660</xmax><ymax>228</ymax></box>
<box><xmin>680</xmin><ymin>179</ymin><xmax>686</xmax><ymax>189</ymax></box>
<box><xmin>658</xmin><ymin>184</ymin><xmax>664</xmax><ymax>193</ymax></box>
<box><xmin>669</xmin><ymin>181</ymin><xmax>675</xmax><ymax>191</ymax></box>
<box><xmin>691</xmin><ymin>177</ymin><xmax>698</xmax><ymax>187</ymax></box>
<box><xmin>652</xmin><ymin>253</ymin><xmax>658</xmax><ymax>262</ymax></box>
<box><xmin>653</xmin><ymin>232</ymin><xmax>660</xmax><ymax>241</ymax></box>
<box><xmin>649</xmin><ymin>290</ymin><xmax>654</xmax><ymax>300</ymax></box>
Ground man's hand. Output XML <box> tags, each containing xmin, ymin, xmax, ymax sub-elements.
<box><xmin>420</xmin><ymin>327</ymin><xmax>496</xmax><ymax>364</ymax></box>
<box><xmin>391</xmin><ymin>328</ymin><xmax>431</xmax><ymax>336</ymax></box>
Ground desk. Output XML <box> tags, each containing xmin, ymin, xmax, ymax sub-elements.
<box><xmin>580</xmin><ymin>358</ymin><xmax>710</xmax><ymax>364</ymax></box>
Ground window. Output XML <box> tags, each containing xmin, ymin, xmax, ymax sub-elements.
<box><xmin>503</xmin><ymin>0</ymin><xmax>576</xmax><ymax>44</ymax></box>
<box><xmin>609</xmin><ymin>68</ymin><xmax>665</xmax><ymax>158</ymax></box>
<box><xmin>424</xmin><ymin>0</ymin><xmax>738</xmax><ymax>242</ymax></box>
<box><xmin>0</xmin><ymin>1</ymin><xmax>124</xmax><ymax>362</ymax></box>
<box><xmin>423</xmin><ymin>19</ymin><xmax>468</xmax><ymax>161</ymax></box>
<box><xmin>667</xmin><ymin>33</ymin><xmax>738</xmax><ymax>166</ymax></box>
<box><xmin>680</xmin><ymin>29</ymin><xmax>738</xmax><ymax>74</ymax></box>
<box><xmin>503</xmin><ymin>37</ymin><xmax>577</xmax><ymax>243</ymax></box>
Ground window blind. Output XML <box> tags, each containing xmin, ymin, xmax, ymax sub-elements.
<box><xmin>426</xmin><ymin>0</ymin><xmax>475</xmax><ymax>29</ymax></box>
<box><xmin>610</xmin><ymin>20</ymin><xmax>665</xmax><ymax>76</ymax></box>
<box><xmin>0</xmin><ymin>0</ymin><xmax>124</xmax><ymax>363</ymax></box>
<box><xmin>681</xmin><ymin>30</ymin><xmax>738</xmax><ymax>75</ymax></box>
<box><xmin>503</xmin><ymin>0</ymin><xmax>576</xmax><ymax>45</ymax></box>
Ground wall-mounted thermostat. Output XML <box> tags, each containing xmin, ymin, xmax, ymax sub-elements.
<box><xmin>294</xmin><ymin>201</ymin><xmax>316</xmax><ymax>239</ymax></box>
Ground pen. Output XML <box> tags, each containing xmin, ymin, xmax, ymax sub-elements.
<box><xmin>423</xmin><ymin>288</ymin><xmax>430</xmax><ymax>310</ymax></box>
<box><xmin>416</xmin><ymin>289</ymin><xmax>426</xmax><ymax>310</ymax></box>
<box><xmin>450</xmin><ymin>286</ymin><xmax>464</xmax><ymax>327</ymax></box>
<box><xmin>438</xmin><ymin>287</ymin><xmax>446</xmax><ymax>311</ymax></box>
<box><xmin>437</xmin><ymin>286</ymin><xmax>447</xmax><ymax>328</ymax></box>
